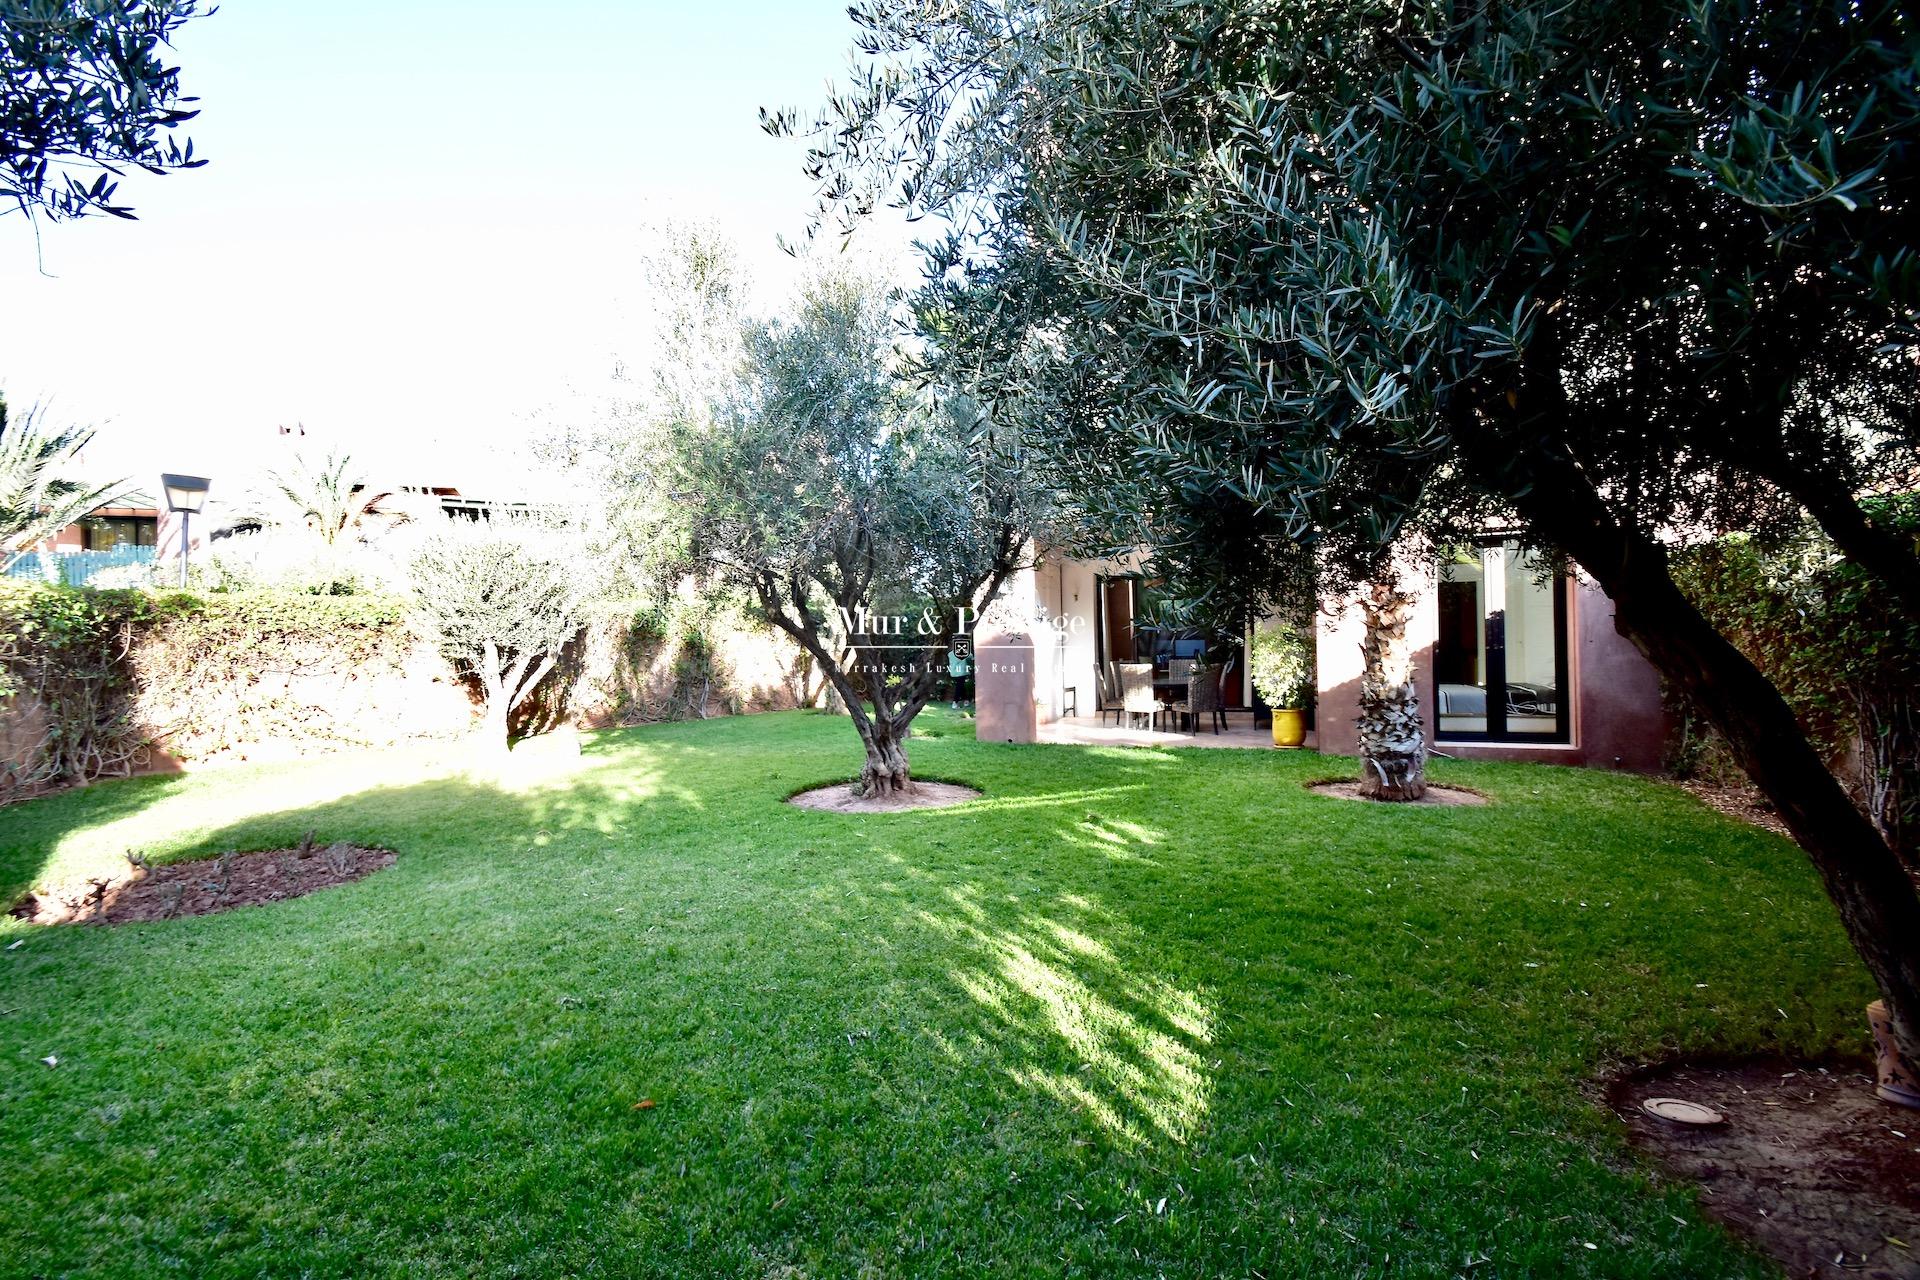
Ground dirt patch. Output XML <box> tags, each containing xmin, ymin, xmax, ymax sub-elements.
<box><xmin>1678</xmin><ymin>778</ymin><xmax>1794</xmax><ymax>839</ymax></box>
<box><xmin>788</xmin><ymin>781</ymin><xmax>982</xmax><ymax>813</ymax></box>
<box><xmin>1306</xmin><ymin>780</ymin><xmax>1487</xmax><ymax>806</ymax></box>
<box><xmin>1608</xmin><ymin>1057</ymin><xmax>1920</xmax><ymax>1279</ymax></box>
<box><xmin>11</xmin><ymin>841</ymin><xmax>395</xmax><ymax>925</ymax></box>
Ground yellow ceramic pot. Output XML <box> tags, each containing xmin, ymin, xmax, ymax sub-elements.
<box><xmin>1272</xmin><ymin>708</ymin><xmax>1306</xmax><ymax>748</ymax></box>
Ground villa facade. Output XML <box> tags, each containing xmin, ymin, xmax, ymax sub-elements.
<box><xmin>974</xmin><ymin>542</ymin><xmax>1668</xmax><ymax>772</ymax></box>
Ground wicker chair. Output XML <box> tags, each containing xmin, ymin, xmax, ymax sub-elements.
<box><xmin>1164</xmin><ymin>662</ymin><xmax>1220</xmax><ymax>733</ymax></box>
<box><xmin>1188</xmin><ymin>665</ymin><xmax>1225</xmax><ymax>733</ymax></box>
<box><xmin>1098</xmin><ymin>660</ymin><xmax>1125</xmax><ymax>725</ymax></box>
<box><xmin>1167</xmin><ymin>657</ymin><xmax>1194</xmax><ymax>684</ymax></box>
<box><xmin>1118</xmin><ymin>662</ymin><xmax>1158</xmax><ymax>730</ymax></box>
<box><xmin>1211</xmin><ymin>655</ymin><xmax>1238</xmax><ymax>732</ymax></box>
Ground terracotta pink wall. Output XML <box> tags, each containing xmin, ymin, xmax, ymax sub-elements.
<box><xmin>974</xmin><ymin>627</ymin><xmax>1039</xmax><ymax>743</ymax></box>
<box><xmin>1315</xmin><ymin>570</ymin><xmax>1667</xmax><ymax>771</ymax></box>
<box><xmin>973</xmin><ymin>555</ymin><xmax>1041</xmax><ymax>743</ymax></box>
<box><xmin>1565</xmin><ymin>577</ymin><xmax>1668</xmax><ymax>771</ymax></box>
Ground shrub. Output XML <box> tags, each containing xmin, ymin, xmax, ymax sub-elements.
<box><xmin>0</xmin><ymin>582</ymin><xmax>151</xmax><ymax>795</ymax></box>
<box><xmin>3</xmin><ymin>572</ymin><xmax>805</xmax><ymax>800</ymax></box>
<box><xmin>406</xmin><ymin>519</ymin><xmax>589</xmax><ymax>751</ymax></box>
<box><xmin>193</xmin><ymin>530</ymin><xmax>394</xmax><ymax>595</ymax></box>
<box><xmin>1670</xmin><ymin>502</ymin><xmax>1920</xmax><ymax>868</ymax></box>
<box><xmin>1248</xmin><ymin>624</ymin><xmax>1314</xmax><ymax>711</ymax></box>
<box><xmin>131</xmin><ymin>592</ymin><xmax>425</xmax><ymax>758</ymax></box>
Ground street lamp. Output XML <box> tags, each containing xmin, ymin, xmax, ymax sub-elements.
<box><xmin>160</xmin><ymin>473</ymin><xmax>212</xmax><ymax>588</ymax></box>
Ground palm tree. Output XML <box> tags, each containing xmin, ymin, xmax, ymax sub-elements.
<box><xmin>260</xmin><ymin>451</ymin><xmax>401</xmax><ymax>545</ymax></box>
<box><xmin>0</xmin><ymin>397</ymin><xmax>129</xmax><ymax>570</ymax></box>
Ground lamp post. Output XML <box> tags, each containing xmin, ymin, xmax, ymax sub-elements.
<box><xmin>160</xmin><ymin>473</ymin><xmax>212</xmax><ymax>588</ymax></box>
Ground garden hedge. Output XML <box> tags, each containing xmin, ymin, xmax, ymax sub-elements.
<box><xmin>1</xmin><ymin>584</ymin><xmax>811</xmax><ymax>803</ymax></box>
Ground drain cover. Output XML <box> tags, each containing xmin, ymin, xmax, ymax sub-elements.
<box><xmin>1642</xmin><ymin>1097</ymin><xmax>1726</xmax><ymax>1126</ymax></box>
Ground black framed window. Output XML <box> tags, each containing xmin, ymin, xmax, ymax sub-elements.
<box><xmin>83</xmin><ymin>515</ymin><xmax>157</xmax><ymax>550</ymax></box>
<box><xmin>1434</xmin><ymin>542</ymin><xmax>1570</xmax><ymax>743</ymax></box>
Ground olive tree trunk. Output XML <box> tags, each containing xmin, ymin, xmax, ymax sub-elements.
<box><xmin>1854</xmin><ymin>686</ymin><xmax>1919</xmax><ymax>874</ymax></box>
<box><xmin>475</xmin><ymin>640</ymin><xmax>557</xmax><ymax>755</ymax></box>
<box><xmin>856</xmin><ymin>713</ymin><xmax>915</xmax><ymax>797</ymax></box>
<box><xmin>1498</xmin><ymin>446</ymin><xmax>1920</xmax><ymax>1071</ymax></box>
<box><xmin>1355</xmin><ymin>581</ymin><xmax>1427</xmax><ymax>801</ymax></box>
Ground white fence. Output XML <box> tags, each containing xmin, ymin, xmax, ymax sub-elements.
<box><xmin>4</xmin><ymin>545</ymin><xmax>158</xmax><ymax>587</ymax></box>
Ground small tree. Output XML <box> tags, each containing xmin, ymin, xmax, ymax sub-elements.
<box><xmin>0</xmin><ymin>396</ymin><xmax>126</xmax><ymax>568</ymax></box>
<box><xmin>658</xmin><ymin>265</ymin><xmax>1034</xmax><ymax>796</ymax></box>
<box><xmin>2</xmin><ymin>0</ymin><xmax>209</xmax><ymax>224</ymax></box>
<box><xmin>537</xmin><ymin>219</ymin><xmax>750</xmax><ymax>601</ymax></box>
<box><xmin>407</xmin><ymin>519</ymin><xmax>585</xmax><ymax>752</ymax></box>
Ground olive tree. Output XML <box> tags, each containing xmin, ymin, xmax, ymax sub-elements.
<box><xmin>788</xmin><ymin>0</ymin><xmax>1920</xmax><ymax>1056</ymax></box>
<box><xmin>406</xmin><ymin>518</ymin><xmax>586</xmax><ymax>753</ymax></box>
<box><xmin>657</xmin><ymin>266</ymin><xmax>1034</xmax><ymax>797</ymax></box>
<box><xmin>538</xmin><ymin>219</ymin><xmax>750</xmax><ymax>600</ymax></box>
<box><xmin>2</xmin><ymin>0</ymin><xmax>208</xmax><ymax>224</ymax></box>
<box><xmin>905</xmin><ymin>220</ymin><xmax>1435</xmax><ymax>796</ymax></box>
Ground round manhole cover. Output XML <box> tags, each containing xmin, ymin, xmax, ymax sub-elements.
<box><xmin>1641</xmin><ymin>1097</ymin><xmax>1726</xmax><ymax>1126</ymax></box>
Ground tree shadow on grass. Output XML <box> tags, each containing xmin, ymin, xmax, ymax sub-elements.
<box><xmin>2</xmin><ymin>742</ymin><xmax>1221</xmax><ymax>1164</ymax></box>
<box><xmin>910</xmin><ymin>878</ymin><xmax>1214</xmax><ymax>1146</ymax></box>
<box><xmin>0</xmin><ymin>772</ymin><xmax>196</xmax><ymax>906</ymax></box>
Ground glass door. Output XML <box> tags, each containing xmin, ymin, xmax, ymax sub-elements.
<box><xmin>1434</xmin><ymin>542</ymin><xmax>1569</xmax><ymax>742</ymax></box>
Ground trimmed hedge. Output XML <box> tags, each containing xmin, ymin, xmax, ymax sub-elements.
<box><xmin>0</xmin><ymin>582</ymin><xmax>152</xmax><ymax>793</ymax></box>
<box><xmin>3</xmin><ymin>583</ymin><xmax>814</xmax><ymax>802</ymax></box>
<box><xmin>1</xmin><ymin>584</ymin><xmax>437</xmax><ymax>799</ymax></box>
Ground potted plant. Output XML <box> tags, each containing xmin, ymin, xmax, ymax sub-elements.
<box><xmin>1250</xmin><ymin>625</ymin><xmax>1312</xmax><ymax>748</ymax></box>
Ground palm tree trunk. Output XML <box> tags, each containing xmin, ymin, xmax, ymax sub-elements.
<box><xmin>1355</xmin><ymin>581</ymin><xmax>1427</xmax><ymax>801</ymax></box>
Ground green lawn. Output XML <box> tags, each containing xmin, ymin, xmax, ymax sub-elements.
<box><xmin>0</xmin><ymin>709</ymin><xmax>1868</xmax><ymax>1278</ymax></box>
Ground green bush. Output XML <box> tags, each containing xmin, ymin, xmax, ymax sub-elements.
<box><xmin>1248</xmin><ymin>624</ymin><xmax>1313</xmax><ymax>710</ymax></box>
<box><xmin>4</xmin><ymin>579</ymin><xmax>801</xmax><ymax>800</ymax></box>
<box><xmin>1670</xmin><ymin>500</ymin><xmax>1920</xmax><ymax>866</ymax></box>
<box><xmin>0</xmin><ymin>582</ymin><xmax>153</xmax><ymax>794</ymax></box>
<box><xmin>2</xmin><ymin>584</ymin><xmax>418</xmax><ymax>798</ymax></box>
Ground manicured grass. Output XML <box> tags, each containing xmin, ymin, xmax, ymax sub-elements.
<box><xmin>0</xmin><ymin>709</ymin><xmax>1869</xmax><ymax>1277</ymax></box>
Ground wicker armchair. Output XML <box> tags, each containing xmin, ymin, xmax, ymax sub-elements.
<box><xmin>1118</xmin><ymin>662</ymin><xmax>1158</xmax><ymax>730</ymax></box>
<box><xmin>1212</xmin><ymin>655</ymin><xmax>1238</xmax><ymax>732</ymax></box>
<box><xmin>1188</xmin><ymin>666</ymin><xmax>1224</xmax><ymax>733</ymax></box>
<box><xmin>1163</xmin><ymin>662</ymin><xmax>1221</xmax><ymax>733</ymax></box>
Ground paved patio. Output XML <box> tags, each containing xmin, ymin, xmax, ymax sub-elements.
<box><xmin>1035</xmin><ymin>713</ymin><xmax>1311</xmax><ymax>750</ymax></box>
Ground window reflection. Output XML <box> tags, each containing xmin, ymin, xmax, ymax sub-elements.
<box><xmin>1435</xmin><ymin>542</ymin><xmax>1568</xmax><ymax>741</ymax></box>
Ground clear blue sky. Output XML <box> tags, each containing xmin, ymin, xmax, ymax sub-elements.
<box><xmin>0</xmin><ymin>0</ymin><xmax>915</xmax><ymax>492</ymax></box>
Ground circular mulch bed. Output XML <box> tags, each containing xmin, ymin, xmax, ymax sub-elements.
<box><xmin>1607</xmin><ymin>1056</ymin><xmax>1920</xmax><ymax>1279</ymax></box>
<box><xmin>1307</xmin><ymin>780</ymin><xmax>1488</xmax><ymax>806</ymax></box>
<box><xmin>788</xmin><ymin>781</ymin><xmax>982</xmax><ymax>813</ymax></box>
<box><xmin>10</xmin><ymin>840</ymin><xmax>395</xmax><ymax>925</ymax></box>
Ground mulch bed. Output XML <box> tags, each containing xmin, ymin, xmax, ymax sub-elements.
<box><xmin>11</xmin><ymin>840</ymin><xmax>395</xmax><ymax>925</ymax></box>
<box><xmin>788</xmin><ymin>781</ymin><xmax>982</xmax><ymax>813</ymax></box>
<box><xmin>1608</xmin><ymin>1057</ymin><xmax>1920</xmax><ymax>1279</ymax></box>
<box><xmin>1678</xmin><ymin>779</ymin><xmax>1794</xmax><ymax>839</ymax></box>
<box><xmin>1306</xmin><ymin>780</ymin><xmax>1488</xmax><ymax>806</ymax></box>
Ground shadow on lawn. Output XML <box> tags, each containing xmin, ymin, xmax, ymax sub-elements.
<box><xmin>787</xmin><ymin>775</ymin><xmax>1216</xmax><ymax>1146</ymax></box>
<box><xmin>0</xmin><ymin>772</ymin><xmax>195</xmax><ymax>904</ymax></box>
<box><xmin>4</xmin><ymin>750</ymin><xmax>1219</xmax><ymax>1152</ymax></box>
<box><xmin>910</xmin><ymin>877</ymin><xmax>1214</xmax><ymax>1145</ymax></box>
